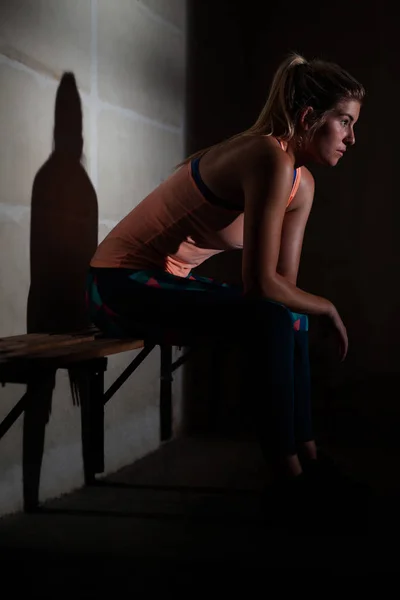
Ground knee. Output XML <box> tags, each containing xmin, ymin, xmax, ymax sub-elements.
<box><xmin>264</xmin><ymin>300</ymin><xmax>296</xmax><ymax>329</ymax></box>
<box><xmin>291</xmin><ymin>312</ymin><xmax>309</xmax><ymax>332</ymax></box>
<box><xmin>268</xmin><ymin>301</ymin><xmax>309</xmax><ymax>332</ymax></box>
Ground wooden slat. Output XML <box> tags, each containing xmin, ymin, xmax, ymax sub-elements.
<box><xmin>34</xmin><ymin>338</ymin><xmax>145</xmax><ymax>362</ymax></box>
<box><xmin>0</xmin><ymin>323</ymin><xmax>146</xmax><ymax>378</ymax></box>
<box><xmin>0</xmin><ymin>325</ymin><xmax>100</xmax><ymax>347</ymax></box>
<box><xmin>0</xmin><ymin>333</ymin><xmax>51</xmax><ymax>347</ymax></box>
<box><xmin>0</xmin><ymin>334</ymin><xmax>95</xmax><ymax>360</ymax></box>
<box><xmin>0</xmin><ymin>337</ymin><xmax>145</xmax><ymax>369</ymax></box>
<box><xmin>0</xmin><ymin>327</ymin><xmax>102</xmax><ymax>360</ymax></box>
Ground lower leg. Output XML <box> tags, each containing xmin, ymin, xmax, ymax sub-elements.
<box><xmin>245</xmin><ymin>303</ymin><xmax>301</xmax><ymax>482</ymax></box>
<box><xmin>293</xmin><ymin>329</ymin><xmax>316</xmax><ymax>467</ymax></box>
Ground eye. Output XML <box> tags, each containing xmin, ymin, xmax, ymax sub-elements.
<box><xmin>340</xmin><ymin>119</ymin><xmax>350</xmax><ymax>127</ymax></box>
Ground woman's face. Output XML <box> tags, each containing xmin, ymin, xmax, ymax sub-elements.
<box><xmin>306</xmin><ymin>99</ymin><xmax>361</xmax><ymax>167</ymax></box>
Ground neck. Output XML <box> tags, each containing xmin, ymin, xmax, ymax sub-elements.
<box><xmin>285</xmin><ymin>139</ymin><xmax>311</xmax><ymax>169</ymax></box>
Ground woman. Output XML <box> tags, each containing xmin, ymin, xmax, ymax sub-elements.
<box><xmin>87</xmin><ymin>52</ymin><xmax>364</xmax><ymax>487</ymax></box>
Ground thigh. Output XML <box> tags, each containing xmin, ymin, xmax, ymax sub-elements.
<box><xmin>90</xmin><ymin>267</ymin><xmax>296</xmax><ymax>342</ymax></box>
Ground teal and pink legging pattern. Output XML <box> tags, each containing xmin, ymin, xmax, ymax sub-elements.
<box><xmin>86</xmin><ymin>267</ymin><xmax>313</xmax><ymax>457</ymax></box>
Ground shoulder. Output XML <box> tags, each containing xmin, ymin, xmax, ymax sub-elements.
<box><xmin>237</xmin><ymin>135</ymin><xmax>294</xmax><ymax>186</ymax></box>
<box><xmin>198</xmin><ymin>134</ymin><xmax>294</xmax><ymax>203</ymax></box>
<box><xmin>238</xmin><ymin>135</ymin><xmax>291</xmax><ymax>166</ymax></box>
<box><xmin>297</xmin><ymin>166</ymin><xmax>315</xmax><ymax>203</ymax></box>
<box><xmin>298</xmin><ymin>166</ymin><xmax>315</xmax><ymax>193</ymax></box>
<box><xmin>288</xmin><ymin>166</ymin><xmax>315</xmax><ymax>212</ymax></box>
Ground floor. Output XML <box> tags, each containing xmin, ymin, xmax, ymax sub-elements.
<box><xmin>1</xmin><ymin>376</ymin><xmax>400</xmax><ymax>590</ymax></box>
<box><xmin>0</xmin><ymin>431</ymin><xmax>399</xmax><ymax>590</ymax></box>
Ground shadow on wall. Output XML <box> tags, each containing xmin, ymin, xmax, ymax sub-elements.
<box><xmin>23</xmin><ymin>73</ymin><xmax>98</xmax><ymax>511</ymax></box>
<box><xmin>27</xmin><ymin>72</ymin><xmax>98</xmax><ymax>333</ymax></box>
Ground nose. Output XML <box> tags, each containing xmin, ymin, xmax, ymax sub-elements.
<box><xmin>345</xmin><ymin>127</ymin><xmax>356</xmax><ymax>146</ymax></box>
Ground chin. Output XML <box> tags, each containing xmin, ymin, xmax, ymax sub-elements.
<box><xmin>321</xmin><ymin>155</ymin><xmax>340</xmax><ymax>167</ymax></box>
<box><xmin>314</xmin><ymin>157</ymin><xmax>336</xmax><ymax>167</ymax></box>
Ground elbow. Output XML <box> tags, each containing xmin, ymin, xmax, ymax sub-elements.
<box><xmin>243</xmin><ymin>273</ymin><xmax>280</xmax><ymax>299</ymax></box>
<box><xmin>260</xmin><ymin>276</ymin><xmax>283</xmax><ymax>301</ymax></box>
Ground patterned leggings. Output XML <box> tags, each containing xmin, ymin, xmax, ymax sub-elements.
<box><xmin>86</xmin><ymin>267</ymin><xmax>313</xmax><ymax>456</ymax></box>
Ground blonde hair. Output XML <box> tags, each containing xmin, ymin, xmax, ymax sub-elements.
<box><xmin>177</xmin><ymin>52</ymin><xmax>365</xmax><ymax>167</ymax></box>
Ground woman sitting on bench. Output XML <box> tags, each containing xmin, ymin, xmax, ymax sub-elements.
<box><xmin>87</xmin><ymin>52</ymin><xmax>364</xmax><ymax>496</ymax></box>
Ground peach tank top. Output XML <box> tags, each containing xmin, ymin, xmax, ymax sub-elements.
<box><xmin>90</xmin><ymin>141</ymin><xmax>301</xmax><ymax>278</ymax></box>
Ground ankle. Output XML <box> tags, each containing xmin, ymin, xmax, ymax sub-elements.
<box><xmin>272</xmin><ymin>453</ymin><xmax>303</xmax><ymax>481</ymax></box>
<box><xmin>298</xmin><ymin>440</ymin><xmax>318</xmax><ymax>461</ymax></box>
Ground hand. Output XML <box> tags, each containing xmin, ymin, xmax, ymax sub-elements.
<box><xmin>327</xmin><ymin>306</ymin><xmax>348</xmax><ymax>362</ymax></box>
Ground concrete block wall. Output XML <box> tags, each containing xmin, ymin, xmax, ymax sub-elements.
<box><xmin>0</xmin><ymin>0</ymin><xmax>187</xmax><ymax>516</ymax></box>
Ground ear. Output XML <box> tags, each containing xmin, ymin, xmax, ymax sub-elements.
<box><xmin>298</xmin><ymin>106</ymin><xmax>314</xmax><ymax>131</ymax></box>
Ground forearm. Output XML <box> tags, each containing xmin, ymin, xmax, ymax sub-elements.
<box><xmin>246</xmin><ymin>273</ymin><xmax>334</xmax><ymax>317</ymax></box>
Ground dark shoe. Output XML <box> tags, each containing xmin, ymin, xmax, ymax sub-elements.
<box><xmin>302</xmin><ymin>449</ymin><xmax>369</xmax><ymax>493</ymax></box>
<box><xmin>300</xmin><ymin>447</ymin><xmax>339</xmax><ymax>477</ymax></box>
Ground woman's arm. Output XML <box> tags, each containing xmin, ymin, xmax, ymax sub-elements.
<box><xmin>241</xmin><ymin>144</ymin><xmax>334</xmax><ymax>317</ymax></box>
<box><xmin>276</xmin><ymin>166</ymin><xmax>314</xmax><ymax>286</ymax></box>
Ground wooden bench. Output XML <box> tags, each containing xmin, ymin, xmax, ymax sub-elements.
<box><xmin>0</xmin><ymin>327</ymin><xmax>191</xmax><ymax>504</ymax></box>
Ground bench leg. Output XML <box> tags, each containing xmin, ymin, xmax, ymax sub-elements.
<box><xmin>160</xmin><ymin>344</ymin><xmax>173</xmax><ymax>441</ymax></box>
<box><xmin>80</xmin><ymin>358</ymin><xmax>107</xmax><ymax>484</ymax></box>
<box><xmin>22</xmin><ymin>372</ymin><xmax>55</xmax><ymax>513</ymax></box>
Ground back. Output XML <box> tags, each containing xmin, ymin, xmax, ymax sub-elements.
<box><xmin>90</xmin><ymin>135</ymin><xmax>301</xmax><ymax>278</ymax></box>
